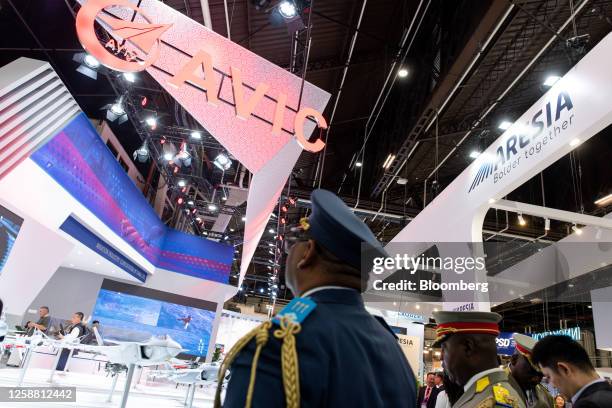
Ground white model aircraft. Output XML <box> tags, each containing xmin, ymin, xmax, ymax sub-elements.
<box><xmin>149</xmin><ymin>361</ymin><xmax>230</xmax><ymax>408</ymax></box>
<box><xmin>7</xmin><ymin>326</ymin><xmax>185</xmax><ymax>408</ymax></box>
<box><xmin>59</xmin><ymin>328</ymin><xmax>186</xmax><ymax>408</ymax></box>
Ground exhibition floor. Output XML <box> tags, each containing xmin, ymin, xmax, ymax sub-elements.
<box><xmin>0</xmin><ymin>368</ymin><xmax>216</xmax><ymax>407</ymax></box>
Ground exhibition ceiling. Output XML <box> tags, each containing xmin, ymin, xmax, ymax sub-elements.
<box><xmin>1</xmin><ymin>0</ymin><xmax>611</xmax><ymax>304</ymax></box>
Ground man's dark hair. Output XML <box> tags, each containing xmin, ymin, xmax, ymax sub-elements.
<box><xmin>427</xmin><ymin>372</ymin><xmax>435</xmax><ymax>377</ymax></box>
<box><xmin>531</xmin><ymin>335</ymin><xmax>594</xmax><ymax>373</ymax></box>
<box><xmin>40</xmin><ymin>306</ymin><xmax>49</xmax><ymax>312</ymax></box>
<box><xmin>92</xmin><ymin>320</ymin><xmax>100</xmax><ymax>325</ymax></box>
<box><xmin>435</xmin><ymin>372</ymin><xmax>444</xmax><ymax>379</ymax></box>
<box><xmin>75</xmin><ymin>312</ymin><xmax>84</xmax><ymax>321</ymax></box>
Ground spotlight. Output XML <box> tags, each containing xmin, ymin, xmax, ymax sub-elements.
<box><xmin>123</xmin><ymin>72</ymin><xmax>136</xmax><ymax>83</ymax></box>
<box><xmin>214</xmin><ymin>153</ymin><xmax>232</xmax><ymax>171</ymax></box>
<box><xmin>278</xmin><ymin>0</ymin><xmax>297</xmax><ymax>18</ymax></box>
<box><xmin>498</xmin><ymin>121</ymin><xmax>513</xmax><ymax>131</ymax></box>
<box><xmin>177</xmin><ymin>179</ymin><xmax>187</xmax><ymax>187</ymax></box>
<box><xmin>469</xmin><ymin>151</ymin><xmax>481</xmax><ymax>159</ymax></box>
<box><xmin>177</xmin><ymin>197</ymin><xmax>184</xmax><ymax>205</ymax></box>
<box><xmin>241</xmin><ymin>216</ymin><xmax>246</xmax><ymax>222</ymax></box>
<box><xmin>595</xmin><ymin>193</ymin><xmax>612</xmax><ymax>206</ymax></box>
<box><xmin>145</xmin><ymin>116</ymin><xmax>157</xmax><ymax>129</ymax></box>
<box><xmin>572</xmin><ymin>224</ymin><xmax>583</xmax><ymax>235</ymax></box>
<box><xmin>133</xmin><ymin>142</ymin><xmax>150</xmax><ymax>163</ymax></box>
<box><xmin>191</xmin><ymin>131</ymin><xmax>202</xmax><ymax>140</ymax></box>
<box><xmin>222</xmin><ymin>196</ymin><xmax>227</xmax><ymax>201</ymax></box>
<box><xmin>259</xmin><ymin>288</ymin><xmax>264</xmax><ymax>293</ymax></box>
<box><xmin>488</xmin><ymin>198</ymin><xmax>496</xmax><ymax>204</ymax></box>
<box><xmin>517</xmin><ymin>214</ymin><xmax>527</xmax><ymax>226</ymax></box>
<box><xmin>569</xmin><ymin>138</ymin><xmax>581</xmax><ymax>147</ymax></box>
<box><xmin>106</xmin><ymin>99</ymin><xmax>128</xmax><ymax>124</ymax></box>
<box><xmin>224</xmin><ymin>236</ymin><xmax>229</xmax><ymax>241</ymax></box>
<box><xmin>397</xmin><ymin>68</ymin><xmax>409</xmax><ymax>78</ymax></box>
<box><xmin>74</xmin><ymin>53</ymin><xmax>101</xmax><ymax>80</ymax></box>
<box><xmin>208</xmin><ymin>204</ymin><xmax>218</xmax><ymax>211</ymax></box>
<box><xmin>543</xmin><ymin>75</ymin><xmax>561</xmax><ymax>87</ymax></box>
<box><xmin>396</xmin><ymin>178</ymin><xmax>408</xmax><ymax>185</ymax></box>
<box><xmin>230</xmin><ymin>228</ymin><xmax>235</xmax><ymax>232</ymax></box>
<box><xmin>84</xmin><ymin>54</ymin><xmax>100</xmax><ymax>68</ymax></box>
<box><xmin>355</xmin><ymin>161</ymin><xmax>363</xmax><ymax>167</ymax></box>
<box><xmin>203</xmin><ymin>231</ymin><xmax>209</xmax><ymax>236</ymax></box>
<box><xmin>187</xmin><ymin>200</ymin><xmax>194</xmax><ymax>206</ymax></box>
<box><xmin>544</xmin><ymin>218</ymin><xmax>550</xmax><ymax>231</ymax></box>
<box><xmin>269</xmin><ymin>228</ymin><xmax>275</xmax><ymax>234</ymax></box>
<box><xmin>382</xmin><ymin>154</ymin><xmax>396</xmax><ymax>170</ymax></box>
<box><xmin>161</xmin><ymin>142</ymin><xmax>177</xmax><ymax>162</ymax></box>
<box><xmin>174</xmin><ymin>142</ymin><xmax>192</xmax><ymax>167</ymax></box>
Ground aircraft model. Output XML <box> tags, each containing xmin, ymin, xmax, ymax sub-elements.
<box><xmin>6</xmin><ymin>326</ymin><xmax>185</xmax><ymax>408</ymax></box>
<box><xmin>177</xmin><ymin>315</ymin><xmax>192</xmax><ymax>330</ymax></box>
<box><xmin>148</xmin><ymin>361</ymin><xmax>230</xmax><ymax>408</ymax></box>
<box><xmin>61</xmin><ymin>328</ymin><xmax>186</xmax><ymax>408</ymax></box>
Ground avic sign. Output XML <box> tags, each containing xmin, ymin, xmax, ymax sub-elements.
<box><xmin>75</xmin><ymin>0</ymin><xmax>327</xmax><ymax>153</ymax></box>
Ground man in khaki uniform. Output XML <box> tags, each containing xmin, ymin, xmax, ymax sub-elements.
<box><xmin>508</xmin><ymin>334</ymin><xmax>554</xmax><ymax>408</ymax></box>
<box><xmin>433</xmin><ymin>311</ymin><xmax>527</xmax><ymax>408</ymax></box>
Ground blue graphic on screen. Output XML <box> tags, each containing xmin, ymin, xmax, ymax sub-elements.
<box><xmin>0</xmin><ymin>205</ymin><xmax>24</xmax><ymax>276</ymax></box>
<box><xmin>92</xmin><ymin>289</ymin><xmax>215</xmax><ymax>357</ymax></box>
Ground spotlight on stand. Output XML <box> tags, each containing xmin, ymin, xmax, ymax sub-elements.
<box><xmin>73</xmin><ymin>53</ymin><xmax>101</xmax><ymax>80</ymax></box>
<box><xmin>174</xmin><ymin>142</ymin><xmax>192</xmax><ymax>167</ymax></box>
<box><xmin>145</xmin><ymin>116</ymin><xmax>157</xmax><ymax>130</ymax></box>
<box><xmin>190</xmin><ymin>131</ymin><xmax>202</xmax><ymax>140</ymax></box>
<box><xmin>106</xmin><ymin>98</ymin><xmax>128</xmax><ymax>124</ymax></box>
<box><xmin>161</xmin><ymin>142</ymin><xmax>177</xmax><ymax>162</ymax></box>
<box><xmin>123</xmin><ymin>72</ymin><xmax>136</xmax><ymax>83</ymax></box>
<box><xmin>278</xmin><ymin>0</ymin><xmax>297</xmax><ymax>18</ymax></box>
<box><xmin>517</xmin><ymin>213</ymin><xmax>527</xmax><ymax>226</ymax></box>
<box><xmin>133</xmin><ymin>141</ymin><xmax>150</xmax><ymax>163</ymax></box>
<box><xmin>277</xmin><ymin>0</ymin><xmax>304</xmax><ymax>33</ymax></box>
<box><xmin>214</xmin><ymin>153</ymin><xmax>232</xmax><ymax>171</ymax></box>
<box><xmin>572</xmin><ymin>224</ymin><xmax>583</xmax><ymax>235</ymax></box>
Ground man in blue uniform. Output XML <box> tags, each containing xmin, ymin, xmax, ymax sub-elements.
<box><xmin>217</xmin><ymin>189</ymin><xmax>416</xmax><ymax>407</ymax></box>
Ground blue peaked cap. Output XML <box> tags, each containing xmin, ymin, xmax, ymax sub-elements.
<box><xmin>307</xmin><ymin>189</ymin><xmax>388</xmax><ymax>269</ymax></box>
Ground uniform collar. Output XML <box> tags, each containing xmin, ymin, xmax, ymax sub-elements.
<box><xmin>571</xmin><ymin>378</ymin><xmax>605</xmax><ymax>404</ymax></box>
<box><xmin>464</xmin><ymin>367</ymin><xmax>505</xmax><ymax>392</ymax></box>
<box><xmin>301</xmin><ymin>286</ymin><xmax>362</xmax><ymax>305</ymax></box>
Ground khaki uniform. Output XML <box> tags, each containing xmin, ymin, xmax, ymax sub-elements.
<box><xmin>453</xmin><ymin>369</ymin><xmax>527</xmax><ymax>408</ymax></box>
<box><xmin>523</xmin><ymin>384</ymin><xmax>554</xmax><ymax>408</ymax></box>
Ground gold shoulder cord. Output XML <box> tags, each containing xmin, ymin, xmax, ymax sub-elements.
<box><xmin>274</xmin><ymin>316</ymin><xmax>302</xmax><ymax>408</ymax></box>
<box><xmin>213</xmin><ymin>316</ymin><xmax>302</xmax><ymax>408</ymax></box>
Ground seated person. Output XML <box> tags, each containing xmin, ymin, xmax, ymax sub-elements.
<box><xmin>26</xmin><ymin>306</ymin><xmax>50</xmax><ymax>335</ymax></box>
<box><xmin>55</xmin><ymin>312</ymin><xmax>87</xmax><ymax>372</ymax></box>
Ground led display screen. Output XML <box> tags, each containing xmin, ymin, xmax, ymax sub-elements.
<box><xmin>91</xmin><ymin>280</ymin><xmax>217</xmax><ymax>358</ymax></box>
<box><xmin>0</xmin><ymin>204</ymin><xmax>23</xmax><ymax>276</ymax></box>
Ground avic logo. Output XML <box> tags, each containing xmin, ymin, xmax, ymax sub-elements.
<box><xmin>76</xmin><ymin>0</ymin><xmax>172</xmax><ymax>72</ymax></box>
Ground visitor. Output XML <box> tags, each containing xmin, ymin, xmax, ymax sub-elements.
<box><xmin>532</xmin><ymin>335</ymin><xmax>612</xmax><ymax>407</ymax></box>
